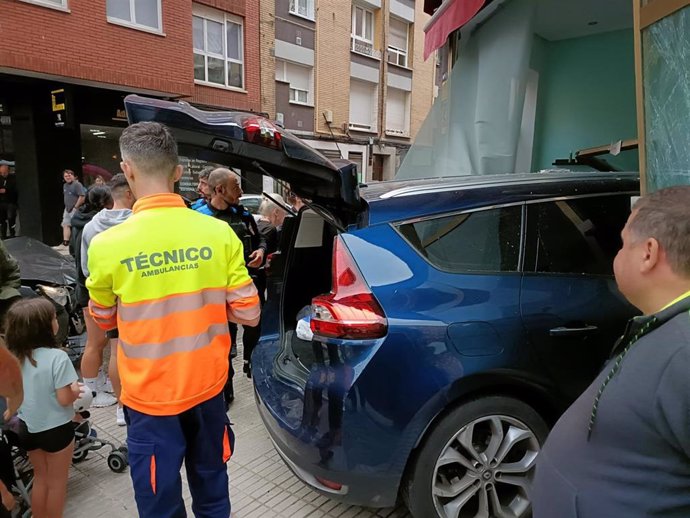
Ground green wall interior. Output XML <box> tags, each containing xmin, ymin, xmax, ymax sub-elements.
<box><xmin>531</xmin><ymin>29</ymin><xmax>638</xmax><ymax>172</ymax></box>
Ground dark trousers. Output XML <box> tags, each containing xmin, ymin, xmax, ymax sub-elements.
<box><xmin>124</xmin><ymin>392</ymin><xmax>235</xmax><ymax>518</ymax></box>
<box><xmin>0</xmin><ymin>203</ymin><xmax>17</xmax><ymax>239</ymax></box>
<box><xmin>223</xmin><ymin>273</ymin><xmax>265</xmax><ymax>403</ymax></box>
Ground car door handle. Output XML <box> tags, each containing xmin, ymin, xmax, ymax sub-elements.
<box><xmin>549</xmin><ymin>325</ymin><xmax>599</xmax><ymax>337</ymax></box>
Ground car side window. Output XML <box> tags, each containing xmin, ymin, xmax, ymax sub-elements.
<box><xmin>397</xmin><ymin>205</ymin><xmax>522</xmax><ymax>273</ymax></box>
<box><xmin>526</xmin><ymin>195</ymin><xmax>631</xmax><ymax>276</ymax></box>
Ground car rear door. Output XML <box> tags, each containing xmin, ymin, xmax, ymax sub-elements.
<box><xmin>520</xmin><ymin>193</ymin><xmax>639</xmax><ymax>402</ymax></box>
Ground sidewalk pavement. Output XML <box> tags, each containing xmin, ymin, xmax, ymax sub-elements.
<box><xmin>64</xmin><ymin>354</ymin><xmax>411</xmax><ymax>518</ymax></box>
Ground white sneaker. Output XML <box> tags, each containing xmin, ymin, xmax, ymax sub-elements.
<box><xmin>116</xmin><ymin>407</ymin><xmax>126</xmax><ymax>427</ymax></box>
<box><xmin>101</xmin><ymin>377</ymin><xmax>114</xmax><ymax>394</ymax></box>
<box><xmin>92</xmin><ymin>391</ymin><xmax>117</xmax><ymax>408</ymax></box>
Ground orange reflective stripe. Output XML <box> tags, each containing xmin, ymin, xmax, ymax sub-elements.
<box><xmin>88</xmin><ymin>300</ymin><xmax>117</xmax><ymax>328</ymax></box>
<box><xmin>226</xmin><ymin>279</ymin><xmax>258</xmax><ymax>304</ymax></box>
<box><xmin>231</xmin><ymin>294</ymin><xmax>260</xmax><ymax>309</ymax></box>
<box><xmin>119</xmin><ymin>288</ymin><xmax>227</xmax><ymax>322</ymax></box>
<box><xmin>150</xmin><ymin>455</ymin><xmax>157</xmax><ymax>495</ymax></box>
<box><xmin>119</xmin><ymin>322</ymin><xmax>229</xmax><ymax>360</ymax></box>
<box><xmin>222</xmin><ymin>427</ymin><xmax>231</xmax><ymax>463</ymax></box>
<box><xmin>227</xmin><ymin>300</ymin><xmax>260</xmax><ymax>325</ymax></box>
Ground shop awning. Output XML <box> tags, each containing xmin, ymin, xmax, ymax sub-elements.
<box><xmin>424</xmin><ymin>0</ymin><xmax>487</xmax><ymax>60</ymax></box>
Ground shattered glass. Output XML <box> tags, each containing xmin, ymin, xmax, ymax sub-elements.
<box><xmin>643</xmin><ymin>6</ymin><xmax>690</xmax><ymax>192</ymax></box>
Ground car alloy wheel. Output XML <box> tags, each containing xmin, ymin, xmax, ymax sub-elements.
<box><xmin>404</xmin><ymin>396</ymin><xmax>548</xmax><ymax>518</ymax></box>
<box><xmin>432</xmin><ymin>414</ymin><xmax>539</xmax><ymax>518</ymax></box>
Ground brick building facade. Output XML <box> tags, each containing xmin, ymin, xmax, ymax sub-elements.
<box><xmin>0</xmin><ymin>0</ymin><xmax>260</xmax><ymax>243</ymax></box>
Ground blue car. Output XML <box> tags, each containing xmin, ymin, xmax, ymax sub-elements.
<box><xmin>125</xmin><ymin>95</ymin><xmax>639</xmax><ymax>518</ymax></box>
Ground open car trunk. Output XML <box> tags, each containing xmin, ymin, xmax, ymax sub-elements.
<box><xmin>265</xmin><ymin>210</ymin><xmax>339</xmax><ymax>386</ymax></box>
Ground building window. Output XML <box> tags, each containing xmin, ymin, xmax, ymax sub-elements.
<box><xmin>276</xmin><ymin>60</ymin><xmax>313</xmax><ymax>105</ymax></box>
<box><xmin>388</xmin><ymin>17</ymin><xmax>409</xmax><ymax>68</ymax></box>
<box><xmin>349</xmin><ymin>79</ymin><xmax>378</xmax><ymax>132</ymax></box>
<box><xmin>352</xmin><ymin>5</ymin><xmax>378</xmax><ymax>58</ymax></box>
<box><xmin>107</xmin><ymin>0</ymin><xmax>162</xmax><ymax>32</ymax></box>
<box><xmin>193</xmin><ymin>7</ymin><xmax>244</xmax><ymax>90</ymax></box>
<box><xmin>385</xmin><ymin>87</ymin><xmax>410</xmax><ymax>136</ymax></box>
<box><xmin>289</xmin><ymin>0</ymin><xmax>314</xmax><ymax>20</ymax></box>
<box><xmin>20</xmin><ymin>0</ymin><xmax>68</xmax><ymax>10</ymax></box>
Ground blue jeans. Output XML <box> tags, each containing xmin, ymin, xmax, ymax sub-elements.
<box><xmin>124</xmin><ymin>392</ymin><xmax>234</xmax><ymax>518</ymax></box>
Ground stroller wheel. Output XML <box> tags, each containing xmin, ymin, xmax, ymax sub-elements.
<box><xmin>107</xmin><ymin>451</ymin><xmax>128</xmax><ymax>473</ymax></box>
<box><xmin>72</xmin><ymin>449</ymin><xmax>89</xmax><ymax>463</ymax></box>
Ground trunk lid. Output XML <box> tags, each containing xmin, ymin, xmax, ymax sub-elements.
<box><xmin>124</xmin><ymin>95</ymin><xmax>364</xmax><ymax>228</ymax></box>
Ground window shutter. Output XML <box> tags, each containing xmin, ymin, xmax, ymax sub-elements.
<box><xmin>386</xmin><ymin>88</ymin><xmax>408</xmax><ymax>134</ymax></box>
<box><xmin>389</xmin><ymin>18</ymin><xmax>408</xmax><ymax>50</ymax></box>
<box><xmin>349</xmin><ymin>80</ymin><xmax>377</xmax><ymax>130</ymax></box>
<box><xmin>287</xmin><ymin>63</ymin><xmax>310</xmax><ymax>91</ymax></box>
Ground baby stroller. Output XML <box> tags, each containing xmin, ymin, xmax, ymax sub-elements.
<box><xmin>70</xmin><ymin>419</ymin><xmax>128</xmax><ymax>473</ymax></box>
<box><xmin>70</xmin><ymin>388</ymin><xmax>129</xmax><ymax>473</ymax></box>
<box><xmin>0</xmin><ymin>427</ymin><xmax>32</xmax><ymax>518</ymax></box>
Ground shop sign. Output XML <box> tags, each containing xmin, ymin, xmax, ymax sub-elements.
<box><xmin>51</xmin><ymin>88</ymin><xmax>67</xmax><ymax>128</ymax></box>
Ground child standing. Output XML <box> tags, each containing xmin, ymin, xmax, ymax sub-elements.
<box><xmin>5</xmin><ymin>298</ymin><xmax>81</xmax><ymax>518</ymax></box>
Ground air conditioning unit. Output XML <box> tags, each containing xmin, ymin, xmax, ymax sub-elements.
<box><xmin>323</xmin><ymin>110</ymin><xmax>333</xmax><ymax>123</ymax></box>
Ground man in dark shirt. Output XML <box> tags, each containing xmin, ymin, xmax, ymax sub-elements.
<box><xmin>61</xmin><ymin>169</ymin><xmax>86</xmax><ymax>246</ymax></box>
<box><xmin>533</xmin><ymin>186</ymin><xmax>690</xmax><ymax>518</ymax></box>
<box><xmin>207</xmin><ymin>168</ymin><xmax>266</xmax><ymax>404</ymax></box>
<box><xmin>0</xmin><ymin>164</ymin><xmax>18</xmax><ymax>240</ymax></box>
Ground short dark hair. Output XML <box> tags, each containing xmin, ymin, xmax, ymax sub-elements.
<box><xmin>198</xmin><ymin>166</ymin><xmax>214</xmax><ymax>181</ymax></box>
<box><xmin>82</xmin><ymin>185</ymin><xmax>113</xmax><ymax>213</ymax></box>
<box><xmin>108</xmin><ymin>173</ymin><xmax>130</xmax><ymax>198</ymax></box>
<box><xmin>63</xmin><ymin>169</ymin><xmax>77</xmax><ymax>178</ymax></box>
<box><xmin>5</xmin><ymin>298</ymin><xmax>58</xmax><ymax>367</ymax></box>
<box><xmin>631</xmin><ymin>185</ymin><xmax>690</xmax><ymax>277</ymax></box>
<box><xmin>119</xmin><ymin>121</ymin><xmax>179</xmax><ymax>178</ymax></box>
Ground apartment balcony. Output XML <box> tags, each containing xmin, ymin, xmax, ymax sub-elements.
<box><xmin>351</xmin><ymin>37</ymin><xmax>382</xmax><ymax>60</ymax></box>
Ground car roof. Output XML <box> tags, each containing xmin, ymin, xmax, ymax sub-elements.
<box><xmin>360</xmin><ymin>172</ymin><xmax>640</xmax><ymax>225</ymax></box>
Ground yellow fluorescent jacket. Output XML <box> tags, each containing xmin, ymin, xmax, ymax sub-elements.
<box><xmin>86</xmin><ymin>193</ymin><xmax>260</xmax><ymax>415</ymax></box>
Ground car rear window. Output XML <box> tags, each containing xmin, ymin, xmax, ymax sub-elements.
<box><xmin>397</xmin><ymin>206</ymin><xmax>522</xmax><ymax>273</ymax></box>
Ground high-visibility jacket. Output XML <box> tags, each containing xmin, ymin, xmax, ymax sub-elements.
<box><xmin>86</xmin><ymin>193</ymin><xmax>260</xmax><ymax>416</ymax></box>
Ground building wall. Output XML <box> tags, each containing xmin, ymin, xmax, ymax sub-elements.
<box><xmin>314</xmin><ymin>0</ymin><xmax>352</xmax><ymax>138</ymax></box>
<box><xmin>0</xmin><ymin>0</ymin><xmax>193</xmax><ymax>97</ymax></box>
<box><xmin>259</xmin><ymin>0</ymin><xmax>276</xmax><ymax>118</ymax></box>
<box><xmin>409</xmin><ymin>0</ymin><xmax>435</xmax><ymax>141</ymax></box>
<box><xmin>1</xmin><ymin>0</ymin><xmax>259</xmax><ymax>111</ymax></box>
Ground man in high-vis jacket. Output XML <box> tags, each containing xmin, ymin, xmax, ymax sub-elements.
<box><xmin>86</xmin><ymin>121</ymin><xmax>260</xmax><ymax>518</ymax></box>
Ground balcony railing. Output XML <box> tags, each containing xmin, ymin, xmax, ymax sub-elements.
<box><xmin>351</xmin><ymin>37</ymin><xmax>381</xmax><ymax>60</ymax></box>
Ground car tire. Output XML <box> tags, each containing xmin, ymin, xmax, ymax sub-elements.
<box><xmin>404</xmin><ymin>396</ymin><xmax>549</xmax><ymax>518</ymax></box>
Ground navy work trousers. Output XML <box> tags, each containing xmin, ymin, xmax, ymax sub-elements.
<box><xmin>124</xmin><ymin>392</ymin><xmax>235</xmax><ymax>518</ymax></box>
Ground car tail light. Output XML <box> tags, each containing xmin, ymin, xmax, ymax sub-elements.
<box><xmin>310</xmin><ymin>237</ymin><xmax>387</xmax><ymax>340</ymax></box>
<box><xmin>242</xmin><ymin>116</ymin><xmax>282</xmax><ymax>149</ymax></box>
